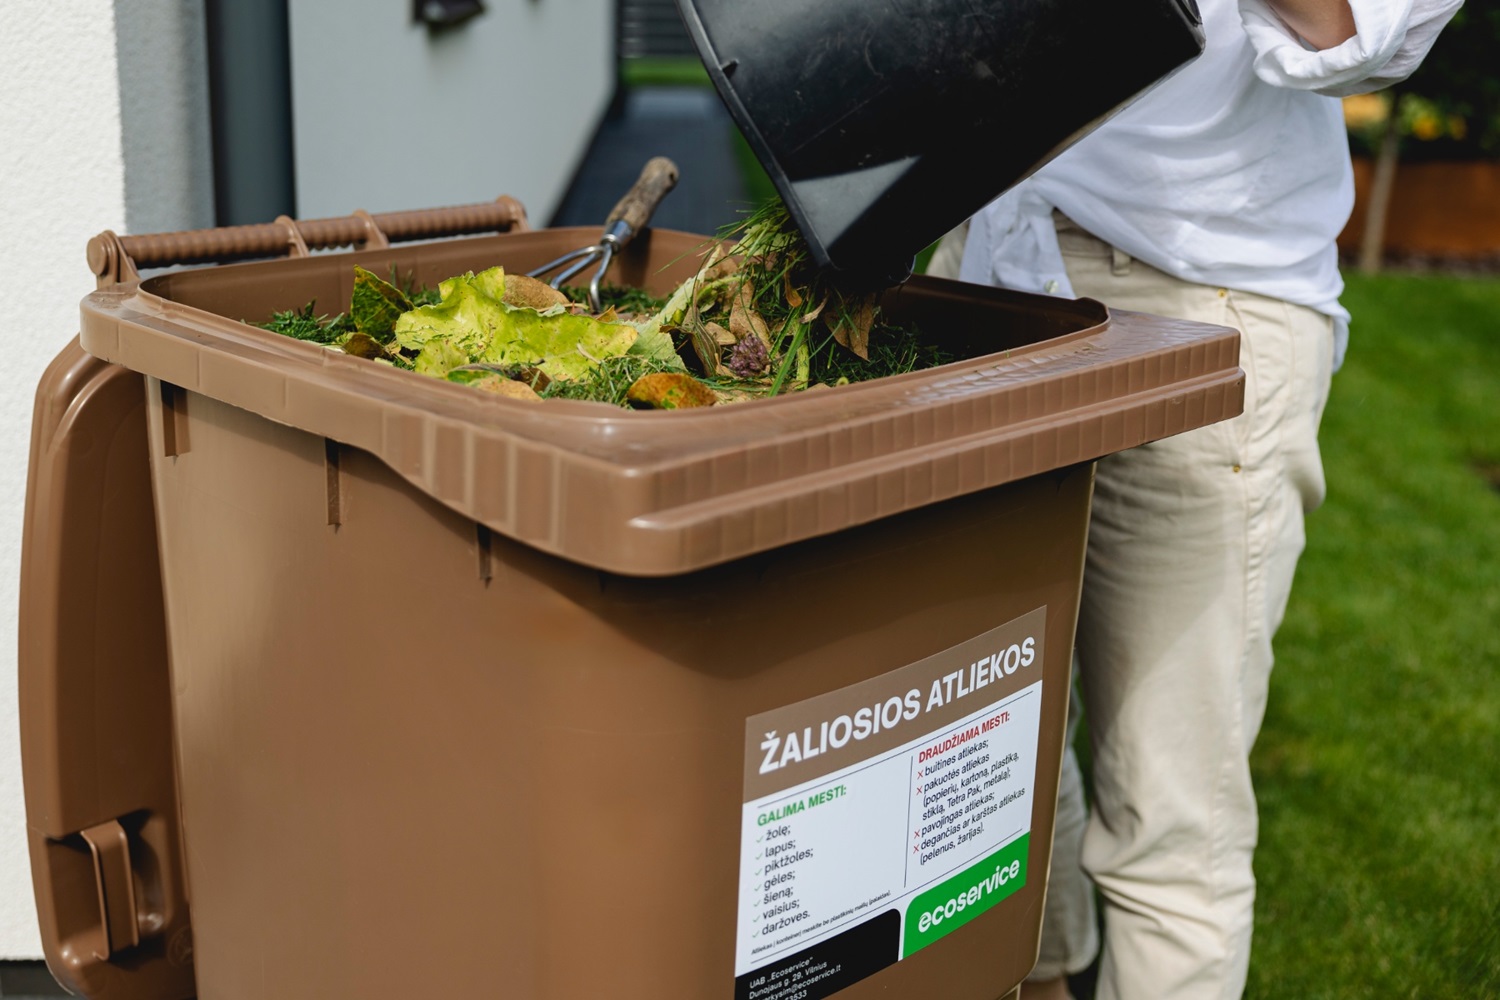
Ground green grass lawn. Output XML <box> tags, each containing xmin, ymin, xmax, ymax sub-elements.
<box><xmin>1246</xmin><ymin>271</ymin><xmax>1500</xmax><ymax>997</ymax></box>
<box><xmin>619</xmin><ymin>56</ymin><xmax>711</xmax><ymax>89</ymax></box>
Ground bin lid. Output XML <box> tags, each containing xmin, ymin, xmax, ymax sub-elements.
<box><xmin>673</xmin><ymin>0</ymin><xmax>1204</xmax><ymax>278</ymax></box>
<box><xmin>20</xmin><ymin>341</ymin><xmax>195</xmax><ymax>998</ymax></box>
<box><xmin>78</xmin><ymin>226</ymin><xmax>1242</xmax><ymax>576</ymax></box>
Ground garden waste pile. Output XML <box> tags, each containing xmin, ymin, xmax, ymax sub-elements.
<box><xmin>262</xmin><ymin>206</ymin><xmax>949</xmax><ymax>409</ymax></box>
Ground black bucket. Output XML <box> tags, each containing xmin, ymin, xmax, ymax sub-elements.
<box><xmin>675</xmin><ymin>0</ymin><xmax>1205</xmax><ymax>280</ymax></box>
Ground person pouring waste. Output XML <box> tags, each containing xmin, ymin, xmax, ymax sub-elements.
<box><xmin>926</xmin><ymin>0</ymin><xmax>1462</xmax><ymax>996</ymax></box>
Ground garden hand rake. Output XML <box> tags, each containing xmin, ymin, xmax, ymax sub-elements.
<box><xmin>528</xmin><ymin>157</ymin><xmax>680</xmax><ymax>313</ymax></box>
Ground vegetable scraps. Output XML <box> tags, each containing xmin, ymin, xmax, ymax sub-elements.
<box><xmin>259</xmin><ymin>203</ymin><xmax>949</xmax><ymax>409</ymax></box>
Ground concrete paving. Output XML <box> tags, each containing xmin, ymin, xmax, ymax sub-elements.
<box><xmin>0</xmin><ymin>960</ymin><xmax>66</xmax><ymax>997</ymax></box>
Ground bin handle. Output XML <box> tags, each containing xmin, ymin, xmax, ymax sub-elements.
<box><xmin>353</xmin><ymin>209</ymin><xmax>391</xmax><ymax>249</ymax></box>
<box><xmin>79</xmin><ymin>820</ymin><xmax>141</xmax><ymax>960</ymax></box>
<box><xmin>86</xmin><ymin>195</ymin><xmax>532</xmax><ymax>287</ymax></box>
<box><xmin>273</xmin><ymin>215</ymin><xmax>312</xmax><ymax>259</ymax></box>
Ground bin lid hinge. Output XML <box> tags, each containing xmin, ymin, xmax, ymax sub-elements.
<box><xmin>85</xmin><ymin>231</ymin><xmax>141</xmax><ymax>289</ymax></box>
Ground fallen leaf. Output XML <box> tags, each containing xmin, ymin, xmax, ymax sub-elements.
<box><xmin>783</xmin><ymin>272</ymin><xmax>805</xmax><ymax>309</ymax></box>
<box><xmin>710</xmin><ymin>386</ymin><xmax>759</xmax><ymax>405</ymax></box>
<box><xmin>484</xmin><ymin>379</ymin><xmax>543</xmax><ymax>401</ymax></box>
<box><xmin>729</xmin><ymin>294</ymin><xmax>772</xmax><ymax>348</ymax></box>
<box><xmin>725</xmin><ymin>277</ymin><xmax>755</xmax><ymax>317</ymax></box>
<box><xmin>450</xmin><ymin>362</ymin><xmax>550</xmax><ymax>391</ymax></box>
<box><xmin>829</xmin><ymin>294</ymin><xmax>876</xmax><ymax>360</ymax></box>
<box><xmin>502</xmin><ymin>273</ymin><xmax>570</xmax><ymax>311</ymax></box>
<box><xmin>446</xmin><ymin>369</ymin><xmax>543</xmax><ymax>400</ymax></box>
<box><xmin>679</xmin><ymin>300</ymin><xmax>719</xmax><ymax>376</ymax></box>
<box><xmin>706</xmin><ymin>321</ymin><xmax>736</xmax><ymax>346</ymax></box>
<box><xmin>341</xmin><ymin>331</ymin><xmax>390</xmax><ymax>360</ymax></box>
<box><xmin>848</xmin><ymin>299</ymin><xmax>876</xmax><ymax>360</ymax></box>
<box><xmin>626</xmin><ymin>372</ymin><xmax>718</xmax><ymax>410</ymax></box>
<box><xmin>858</xmin><ymin>301</ymin><xmax>876</xmax><ymax>359</ymax></box>
<box><xmin>518</xmin><ymin>367</ymin><xmax>552</xmax><ymax>392</ymax></box>
<box><xmin>704</xmin><ymin>248</ymin><xmax>740</xmax><ymax>282</ymax></box>
<box><xmin>351</xmin><ymin>267</ymin><xmax>413</xmax><ymax>343</ymax></box>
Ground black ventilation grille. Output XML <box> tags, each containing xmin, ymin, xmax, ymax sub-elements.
<box><xmin>619</xmin><ymin>0</ymin><xmax>696</xmax><ymax>59</ymax></box>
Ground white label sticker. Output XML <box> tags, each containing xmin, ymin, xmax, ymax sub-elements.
<box><xmin>733</xmin><ymin>609</ymin><xmax>1047</xmax><ymax>1000</ymax></box>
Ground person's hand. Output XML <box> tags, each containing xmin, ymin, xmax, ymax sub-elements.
<box><xmin>1264</xmin><ymin>0</ymin><xmax>1357</xmax><ymax>48</ymax></box>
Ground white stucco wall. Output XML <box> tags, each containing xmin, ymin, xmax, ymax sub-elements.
<box><xmin>116</xmin><ymin>0</ymin><xmax>216</xmax><ymax>236</ymax></box>
<box><xmin>288</xmin><ymin>0</ymin><xmax>614</xmax><ymax>222</ymax></box>
<box><xmin>0</xmin><ymin>0</ymin><xmax>214</xmax><ymax>959</ymax></box>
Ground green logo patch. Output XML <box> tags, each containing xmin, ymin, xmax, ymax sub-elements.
<box><xmin>903</xmin><ymin>834</ymin><xmax>1029</xmax><ymax>957</ymax></box>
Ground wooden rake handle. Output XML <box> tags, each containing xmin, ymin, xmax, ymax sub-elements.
<box><xmin>604</xmin><ymin>157</ymin><xmax>681</xmax><ymax>241</ymax></box>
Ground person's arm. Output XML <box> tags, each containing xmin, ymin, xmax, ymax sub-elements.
<box><xmin>1264</xmin><ymin>0</ymin><xmax>1357</xmax><ymax>48</ymax></box>
<box><xmin>1239</xmin><ymin>0</ymin><xmax>1463</xmax><ymax>97</ymax></box>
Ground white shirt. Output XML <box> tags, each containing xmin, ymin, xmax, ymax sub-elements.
<box><xmin>959</xmin><ymin>0</ymin><xmax>1463</xmax><ymax>368</ymax></box>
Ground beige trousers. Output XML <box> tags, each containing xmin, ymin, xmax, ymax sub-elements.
<box><xmin>935</xmin><ymin>217</ymin><xmax>1335</xmax><ymax>998</ymax></box>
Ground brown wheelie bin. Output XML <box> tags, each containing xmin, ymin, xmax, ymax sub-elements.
<box><xmin>19</xmin><ymin>201</ymin><xmax>1243</xmax><ymax>1000</ymax></box>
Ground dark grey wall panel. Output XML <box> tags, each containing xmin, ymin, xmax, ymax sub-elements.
<box><xmin>204</xmin><ymin>0</ymin><xmax>296</xmax><ymax>225</ymax></box>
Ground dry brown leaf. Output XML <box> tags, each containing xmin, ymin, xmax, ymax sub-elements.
<box><xmin>691</xmin><ymin>329</ymin><xmax>723</xmax><ymax>375</ymax></box>
<box><xmin>848</xmin><ymin>299</ymin><xmax>876</xmax><ymax>360</ymax></box>
<box><xmin>727</xmin><ymin>278</ymin><xmax>756</xmax><ymax>315</ymax></box>
<box><xmin>518</xmin><ymin>366</ymin><xmax>552</xmax><ymax>392</ymax></box>
<box><xmin>704</xmin><ymin>251</ymin><xmax>741</xmax><ymax>283</ymax></box>
<box><xmin>783</xmin><ymin>272</ymin><xmax>805</xmax><ymax>309</ymax></box>
<box><xmin>706</xmin><ymin>321</ymin><xmax>736</xmax><ymax>346</ymax></box>
<box><xmin>626</xmin><ymin>372</ymin><xmax>718</xmax><ymax>410</ymax></box>
<box><xmin>452</xmin><ymin>370</ymin><xmax>544</xmax><ymax>401</ymax></box>
<box><xmin>597</xmin><ymin>305</ymin><xmax>620</xmax><ymax>324</ymax></box>
<box><xmin>477</xmin><ymin>377</ymin><xmax>543</xmax><ymax>401</ymax></box>
<box><xmin>827</xmin><ymin>294</ymin><xmax>876</xmax><ymax>360</ymax></box>
<box><xmin>710</xmin><ymin>386</ymin><xmax>759</xmax><ymax>405</ymax></box>
<box><xmin>729</xmin><ymin>295</ymin><xmax>773</xmax><ymax>348</ymax></box>
<box><xmin>827</xmin><ymin>301</ymin><xmax>849</xmax><ymax>350</ymax></box>
<box><xmin>341</xmin><ymin>332</ymin><xmax>389</xmax><ymax>360</ymax></box>
<box><xmin>502</xmin><ymin>273</ymin><xmax>570</xmax><ymax>311</ymax></box>
<box><xmin>682</xmin><ymin>300</ymin><xmax>721</xmax><ymax>376</ymax></box>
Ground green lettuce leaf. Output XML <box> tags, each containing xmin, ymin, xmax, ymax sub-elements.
<box><xmin>394</xmin><ymin>267</ymin><xmax>643</xmax><ymax>381</ymax></box>
<box><xmin>413</xmin><ymin>339</ymin><xmax>470</xmax><ymax>377</ymax></box>
<box><xmin>628</xmin><ymin>322</ymin><xmax>685</xmax><ymax>367</ymax></box>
